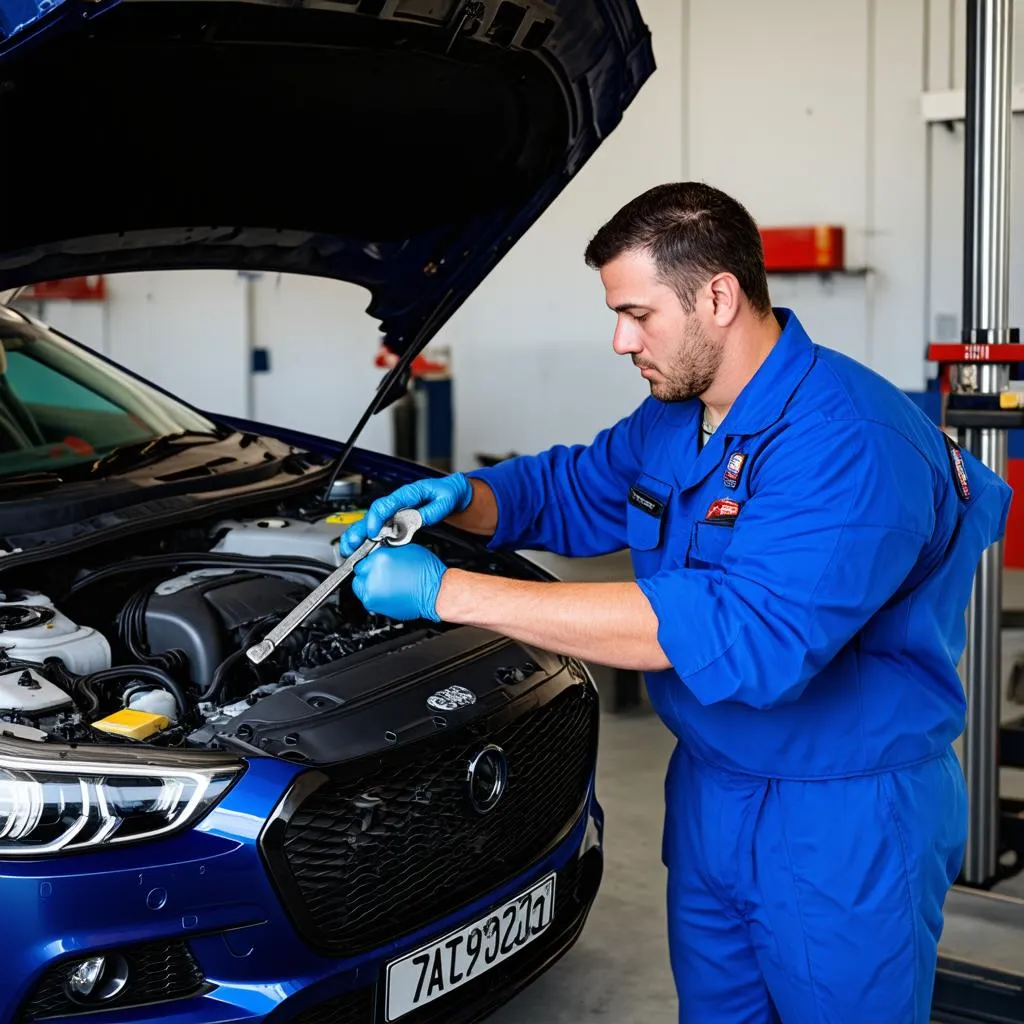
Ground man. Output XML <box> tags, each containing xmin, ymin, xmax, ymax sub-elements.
<box><xmin>340</xmin><ymin>182</ymin><xmax>1014</xmax><ymax>1023</ymax></box>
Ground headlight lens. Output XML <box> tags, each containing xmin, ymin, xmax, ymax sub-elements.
<box><xmin>0</xmin><ymin>761</ymin><xmax>239</xmax><ymax>856</ymax></box>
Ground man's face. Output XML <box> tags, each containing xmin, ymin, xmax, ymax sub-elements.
<box><xmin>600</xmin><ymin>248</ymin><xmax>722</xmax><ymax>403</ymax></box>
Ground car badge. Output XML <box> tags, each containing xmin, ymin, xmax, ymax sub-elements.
<box><xmin>427</xmin><ymin>685</ymin><xmax>477</xmax><ymax>712</ymax></box>
<box><xmin>466</xmin><ymin>744</ymin><xmax>508</xmax><ymax>814</ymax></box>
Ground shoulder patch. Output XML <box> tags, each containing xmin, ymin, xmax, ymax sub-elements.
<box><xmin>943</xmin><ymin>434</ymin><xmax>971</xmax><ymax>502</ymax></box>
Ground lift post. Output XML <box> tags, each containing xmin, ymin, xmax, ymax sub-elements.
<box><xmin>937</xmin><ymin>0</ymin><xmax>1021</xmax><ymax>890</ymax></box>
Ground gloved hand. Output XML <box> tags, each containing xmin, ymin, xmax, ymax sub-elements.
<box><xmin>351</xmin><ymin>544</ymin><xmax>448</xmax><ymax>622</ymax></box>
<box><xmin>339</xmin><ymin>473</ymin><xmax>473</xmax><ymax>557</ymax></box>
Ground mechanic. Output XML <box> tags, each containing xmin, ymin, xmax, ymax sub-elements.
<box><xmin>341</xmin><ymin>182</ymin><xmax>1014</xmax><ymax>1023</ymax></box>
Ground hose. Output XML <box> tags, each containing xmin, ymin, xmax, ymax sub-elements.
<box><xmin>200</xmin><ymin>615</ymin><xmax>282</xmax><ymax>703</ymax></box>
<box><xmin>76</xmin><ymin>665</ymin><xmax>191</xmax><ymax>724</ymax></box>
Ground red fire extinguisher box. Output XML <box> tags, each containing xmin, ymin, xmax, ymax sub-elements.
<box><xmin>760</xmin><ymin>226</ymin><xmax>845</xmax><ymax>273</ymax></box>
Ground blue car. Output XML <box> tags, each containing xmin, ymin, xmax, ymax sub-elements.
<box><xmin>0</xmin><ymin>0</ymin><xmax>653</xmax><ymax>1021</ymax></box>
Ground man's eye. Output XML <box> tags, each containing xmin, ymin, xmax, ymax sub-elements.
<box><xmin>634</xmin><ymin>312</ymin><xmax>649</xmax><ymax>322</ymax></box>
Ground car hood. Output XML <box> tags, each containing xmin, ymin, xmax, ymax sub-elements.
<box><xmin>0</xmin><ymin>0</ymin><xmax>653</xmax><ymax>364</ymax></box>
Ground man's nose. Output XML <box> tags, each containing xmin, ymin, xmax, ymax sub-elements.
<box><xmin>612</xmin><ymin>320</ymin><xmax>642</xmax><ymax>356</ymax></box>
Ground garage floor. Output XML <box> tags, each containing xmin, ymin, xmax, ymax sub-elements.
<box><xmin>483</xmin><ymin>554</ymin><xmax>1024</xmax><ymax>1024</ymax></box>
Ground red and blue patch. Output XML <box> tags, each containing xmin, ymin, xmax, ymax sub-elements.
<box><xmin>723</xmin><ymin>451</ymin><xmax>747</xmax><ymax>489</ymax></box>
<box><xmin>706</xmin><ymin>497</ymin><xmax>741</xmax><ymax>522</ymax></box>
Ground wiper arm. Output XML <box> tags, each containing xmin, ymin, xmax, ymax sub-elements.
<box><xmin>87</xmin><ymin>431</ymin><xmax>224</xmax><ymax>477</ymax></box>
<box><xmin>0</xmin><ymin>471</ymin><xmax>64</xmax><ymax>497</ymax></box>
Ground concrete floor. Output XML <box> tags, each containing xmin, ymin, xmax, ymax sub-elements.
<box><xmin>481</xmin><ymin>554</ymin><xmax>1024</xmax><ymax>1024</ymax></box>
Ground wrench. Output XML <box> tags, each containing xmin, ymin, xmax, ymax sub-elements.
<box><xmin>245</xmin><ymin>507</ymin><xmax>424</xmax><ymax>665</ymax></box>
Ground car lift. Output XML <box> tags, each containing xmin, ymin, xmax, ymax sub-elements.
<box><xmin>927</xmin><ymin>1</ymin><xmax>1024</xmax><ymax>1021</ymax></box>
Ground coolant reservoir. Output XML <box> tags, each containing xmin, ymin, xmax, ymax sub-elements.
<box><xmin>0</xmin><ymin>593</ymin><xmax>111</xmax><ymax>674</ymax></box>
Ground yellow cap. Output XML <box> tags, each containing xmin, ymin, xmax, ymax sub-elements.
<box><xmin>999</xmin><ymin>391</ymin><xmax>1023</xmax><ymax>409</ymax></box>
<box><xmin>324</xmin><ymin>510</ymin><xmax>367</xmax><ymax>526</ymax></box>
<box><xmin>92</xmin><ymin>709</ymin><xmax>170</xmax><ymax>740</ymax></box>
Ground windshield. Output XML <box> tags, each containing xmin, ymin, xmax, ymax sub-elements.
<box><xmin>0</xmin><ymin>305</ymin><xmax>223</xmax><ymax>479</ymax></box>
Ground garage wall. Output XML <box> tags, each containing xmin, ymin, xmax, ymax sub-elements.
<box><xmin>31</xmin><ymin>0</ymin><xmax>1024</xmax><ymax>472</ymax></box>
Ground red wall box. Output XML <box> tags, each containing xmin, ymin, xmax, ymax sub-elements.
<box><xmin>19</xmin><ymin>276</ymin><xmax>106</xmax><ymax>301</ymax></box>
<box><xmin>760</xmin><ymin>226</ymin><xmax>845</xmax><ymax>273</ymax></box>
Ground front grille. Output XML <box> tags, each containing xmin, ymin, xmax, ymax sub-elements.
<box><xmin>19</xmin><ymin>940</ymin><xmax>205</xmax><ymax>1021</ymax></box>
<box><xmin>278</xmin><ymin>852</ymin><xmax>598</xmax><ymax>1024</ymax></box>
<box><xmin>268</xmin><ymin>680</ymin><xmax>598</xmax><ymax>957</ymax></box>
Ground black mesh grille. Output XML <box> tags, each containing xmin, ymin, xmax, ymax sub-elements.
<box><xmin>272</xmin><ymin>681</ymin><xmax>598</xmax><ymax>957</ymax></box>
<box><xmin>19</xmin><ymin>940</ymin><xmax>205</xmax><ymax>1021</ymax></box>
<box><xmin>279</xmin><ymin>853</ymin><xmax>595</xmax><ymax>1024</ymax></box>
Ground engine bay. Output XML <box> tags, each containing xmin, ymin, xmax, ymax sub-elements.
<box><xmin>0</xmin><ymin>471</ymin><xmax>534</xmax><ymax>755</ymax></box>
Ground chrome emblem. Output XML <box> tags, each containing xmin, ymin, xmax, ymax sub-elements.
<box><xmin>427</xmin><ymin>685</ymin><xmax>477</xmax><ymax>712</ymax></box>
<box><xmin>466</xmin><ymin>744</ymin><xmax>508</xmax><ymax>815</ymax></box>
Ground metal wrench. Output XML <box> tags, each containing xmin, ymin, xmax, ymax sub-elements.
<box><xmin>245</xmin><ymin>507</ymin><xmax>424</xmax><ymax>665</ymax></box>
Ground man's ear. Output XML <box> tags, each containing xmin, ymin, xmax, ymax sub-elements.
<box><xmin>708</xmin><ymin>272</ymin><xmax>742</xmax><ymax>327</ymax></box>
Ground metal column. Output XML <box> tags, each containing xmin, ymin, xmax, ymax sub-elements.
<box><xmin>958</xmin><ymin>0</ymin><xmax>1017</xmax><ymax>887</ymax></box>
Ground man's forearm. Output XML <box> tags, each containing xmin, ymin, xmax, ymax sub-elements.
<box><xmin>444</xmin><ymin>478</ymin><xmax>499</xmax><ymax>536</ymax></box>
<box><xmin>435</xmin><ymin>569</ymin><xmax>672</xmax><ymax>673</ymax></box>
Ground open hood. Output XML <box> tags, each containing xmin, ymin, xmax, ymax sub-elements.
<box><xmin>0</xmin><ymin>0</ymin><xmax>654</xmax><ymax>364</ymax></box>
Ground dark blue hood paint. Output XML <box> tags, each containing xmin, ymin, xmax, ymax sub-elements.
<box><xmin>0</xmin><ymin>0</ymin><xmax>654</xmax><ymax>362</ymax></box>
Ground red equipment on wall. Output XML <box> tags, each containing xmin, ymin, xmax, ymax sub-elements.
<box><xmin>759</xmin><ymin>226</ymin><xmax>845</xmax><ymax>273</ymax></box>
<box><xmin>18</xmin><ymin>276</ymin><xmax>107</xmax><ymax>301</ymax></box>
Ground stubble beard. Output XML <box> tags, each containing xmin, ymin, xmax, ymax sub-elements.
<box><xmin>637</xmin><ymin>317</ymin><xmax>723</xmax><ymax>403</ymax></box>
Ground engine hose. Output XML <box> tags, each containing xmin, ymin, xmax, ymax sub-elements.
<box><xmin>66</xmin><ymin>553</ymin><xmax>330</xmax><ymax>600</ymax></box>
<box><xmin>200</xmin><ymin>615</ymin><xmax>281</xmax><ymax>703</ymax></box>
<box><xmin>116</xmin><ymin>586</ymin><xmax>190</xmax><ymax>680</ymax></box>
<box><xmin>77</xmin><ymin>665</ymin><xmax>191</xmax><ymax>723</ymax></box>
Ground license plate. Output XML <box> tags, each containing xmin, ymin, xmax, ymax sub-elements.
<box><xmin>384</xmin><ymin>872</ymin><xmax>556</xmax><ymax>1021</ymax></box>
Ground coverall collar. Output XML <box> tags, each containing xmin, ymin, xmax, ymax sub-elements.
<box><xmin>659</xmin><ymin>308</ymin><xmax>818</xmax><ymax>494</ymax></box>
<box><xmin>717</xmin><ymin>307</ymin><xmax>817</xmax><ymax>436</ymax></box>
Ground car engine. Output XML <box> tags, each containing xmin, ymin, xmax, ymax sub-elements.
<box><xmin>0</xmin><ymin>502</ymin><xmax>505</xmax><ymax>752</ymax></box>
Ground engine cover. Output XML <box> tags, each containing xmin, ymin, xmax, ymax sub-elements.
<box><xmin>144</xmin><ymin>570</ymin><xmax>312</xmax><ymax>687</ymax></box>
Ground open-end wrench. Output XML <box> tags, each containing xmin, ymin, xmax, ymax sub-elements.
<box><xmin>245</xmin><ymin>507</ymin><xmax>424</xmax><ymax>665</ymax></box>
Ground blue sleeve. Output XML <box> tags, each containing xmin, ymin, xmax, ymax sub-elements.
<box><xmin>635</xmin><ymin>415</ymin><xmax>937</xmax><ymax>709</ymax></box>
<box><xmin>466</xmin><ymin>399</ymin><xmax>663</xmax><ymax>558</ymax></box>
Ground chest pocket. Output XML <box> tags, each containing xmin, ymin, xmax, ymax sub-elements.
<box><xmin>627</xmin><ymin>473</ymin><xmax>672</xmax><ymax>551</ymax></box>
<box><xmin>688</xmin><ymin>519</ymin><xmax>734</xmax><ymax>570</ymax></box>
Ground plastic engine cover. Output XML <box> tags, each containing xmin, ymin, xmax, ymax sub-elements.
<box><xmin>145</xmin><ymin>570</ymin><xmax>312</xmax><ymax>687</ymax></box>
<box><xmin>211</xmin><ymin>516</ymin><xmax>353</xmax><ymax>567</ymax></box>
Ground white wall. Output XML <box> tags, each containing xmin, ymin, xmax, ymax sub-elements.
<box><xmin>31</xmin><ymin>0</ymin><xmax>1024</xmax><ymax>471</ymax></box>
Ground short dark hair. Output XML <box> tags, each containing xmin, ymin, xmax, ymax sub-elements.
<box><xmin>584</xmin><ymin>182</ymin><xmax>772</xmax><ymax>316</ymax></box>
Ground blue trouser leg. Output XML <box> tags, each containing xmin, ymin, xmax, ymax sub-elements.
<box><xmin>664</xmin><ymin>744</ymin><xmax>781</xmax><ymax>1024</ymax></box>
<box><xmin>664</xmin><ymin>744</ymin><xmax>967</xmax><ymax>1023</ymax></box>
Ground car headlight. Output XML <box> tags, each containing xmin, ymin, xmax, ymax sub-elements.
<box><xmin>0</xmin><ymin>752</ymin><xmax>241</xmax><ymax>856</ymax></box>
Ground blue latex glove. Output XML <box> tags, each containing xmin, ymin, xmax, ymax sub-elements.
<box><xmin>351</xmin><ymin>544</ymin><xmax>448</xmax><ymax>622</ymax></box>
<box><xmin>339</xmin><ymin>473</ymin><xmax>473</xmax><ymax>557</ymax></box>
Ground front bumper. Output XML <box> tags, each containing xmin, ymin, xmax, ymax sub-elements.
<box><xmin>1</xmin><ymin>679</ymin><xmax>604</xmax><ymax>1024</ymax></box>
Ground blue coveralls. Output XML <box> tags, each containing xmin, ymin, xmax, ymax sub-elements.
<box><xmin>467</xmin><ymin>308</ymin><xmax>1014</xmax><ymax>1023</ymax></box>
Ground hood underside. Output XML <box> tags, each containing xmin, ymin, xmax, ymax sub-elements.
<box><xmin>0</xmin><ymin>0</ymin><xmax>654</xmax><ymax>358</ymax></box>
